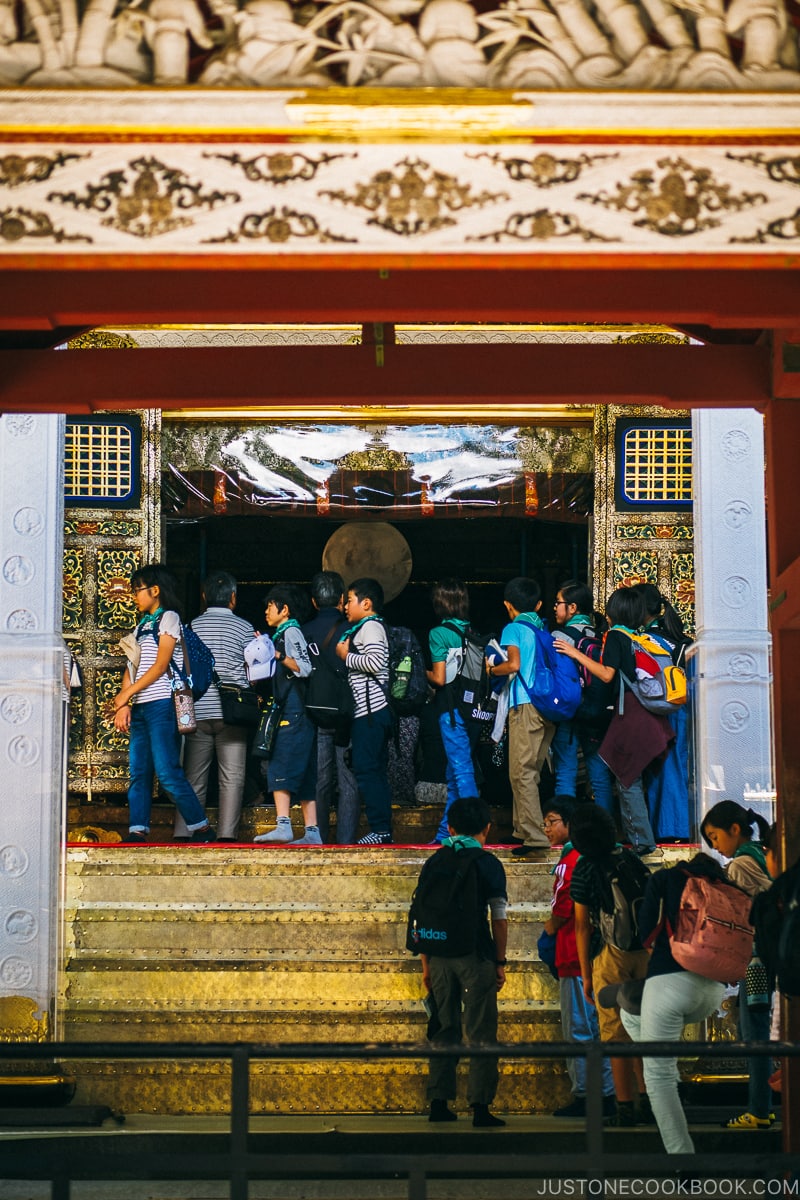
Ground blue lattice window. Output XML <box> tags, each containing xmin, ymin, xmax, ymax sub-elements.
<box><xmin>65</xmin><ymin>417</ymin><xmax>141</xmax><ymax>507</ymax></box>
<box><xmin>615</xmin><ymin>418</ymin><xmax>692</xmax><ymax>510</ymax></box>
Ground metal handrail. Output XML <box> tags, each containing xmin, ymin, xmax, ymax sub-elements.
<box><xmin>0</xmin><ymin>1039</ymin><xmax>797</xmax><ymax>1200</ymax></box>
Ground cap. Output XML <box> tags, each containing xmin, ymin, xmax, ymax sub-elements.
<box><xmin>244</xmin><ymin>634</ymin><xmax>276</xmax><ymax>682</ymax></box>
<box><xmin>596</xmin><ymin>979</ymin><xmax>645</xmax><ymax>1015</ymax></box>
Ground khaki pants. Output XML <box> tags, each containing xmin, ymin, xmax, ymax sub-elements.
<box><xmin>427</xmin><ymin>954</ymin><xmax>500</xmax><ymax>1106</ymax></box>
<box><xmin>508</xmin><ymin>703</ymin><xmax>555</xmax><ymax>846</ymax></box>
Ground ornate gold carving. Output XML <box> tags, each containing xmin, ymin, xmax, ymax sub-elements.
<box><xmin>207</xmin><ymin>207</ymin><xmax>357</xmax><ymax>245</ymax></box>
<box><xmin>206</xmin><ymin>150</ymin><xmax>354</xmax><ymax>184</ymax></box>
<box><xmin>616</xmin><ymin>332</ymin><xmax>686</xmax><ymax>345</ymax></box>
<box><xmin>578</xmin><ymin>157</ymin><xmax>767</xmax><ymax>237</ymax></box>
<box><xmin>48</xmin><ymin>157</ymin><xmax>240</xmax><ymax>239</ymax></box>
<box><xmin>0</xmin><ymin>996</ymin><xmax>49</xmax><ymax>1044</ymax></box>
<box><xmin>70</xmin><ymin>825</ymin><xmax>123</xmax><ymax>843</ymax></box>
<box><xmin>320</xmin><ymin>157</ymin><xmax>507</xmax><ymax>236</ymax></box>
<box><xmin>470</xmin><ymin>209</ymin><xmax>615</xmax><ymax>244</ymax></box>
<box><xmin>473</xmin><ymin>150</ymin><xmax>617</xmax><ymax>188</ymax></box>
<box><xmin>63</xmin><ymin>548</ymin><xmax>85</xmax><ymax>630</ymax></box>
<box><xmin>67</xmin><ymin>332</ymin><xmax>139</xmax><ymax>350</ymax></box>
<box><xmin>727</xmin><ymin>151</ymin><xmax>800</xmax><ymax>186</ymax></box>
<box><xmin>0</xmin><ymin>207</ymin><xmax>91</xmax><ymax>244</ymax></box>
<box><xmin>0</xmin><ymin>152</ymin><xmax>84</xmax><ymax>188</ymax></box>
<box><xmin>731</xmin><ymin>208</ymin><xmax>800</xmax><ymax>244</ymax></box>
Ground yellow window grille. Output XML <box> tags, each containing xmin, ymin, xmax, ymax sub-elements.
<box><xmin>622</xmin><ymin>425</ymin><xmax>692</xmax><ymax>506</ymax></box>
<box><xmin>65</xmin><ymin>421</ymin><xmax>135</xmax><ymax>502</ymax></box>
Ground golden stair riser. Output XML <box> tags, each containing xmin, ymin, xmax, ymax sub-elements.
<box><xmin>63</xmin><ymin>966</ymin><xmax>558</xmax><ymax>1006</ymax></box>
<box><xmin>67</xmin><ymin>909</ymin><xmax>551</xmax><ymax>956</ymax></box>
<box><xmin>68</xmin><ymin>1059</ymin><xmax>571</xmax><ymax>1116</ymax></box>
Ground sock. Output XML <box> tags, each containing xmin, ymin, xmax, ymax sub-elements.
<box><xmin>306</xmin><ymin>825</ymin><xmax>319</xmax><ymax>833</ymax></box>
<box><xmin>472</xmin><ymin>1103</ymin><xmax>505</xmax><ymax>1128</ymax></box>
<box><xmin>276</xmin><ymin>816</ymin><xmax>292</xmax><ymax>826</ymax></box>
<box><xmin>429</xmin><ymin>1099</ymin><xmax>456</xmax><ymax>1123</ymax></box>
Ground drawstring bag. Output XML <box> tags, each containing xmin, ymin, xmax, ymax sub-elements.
<box><xmin>252</xmin><ymin>697</ymin><xmax>285</xmax><ymax>760</ymax></box>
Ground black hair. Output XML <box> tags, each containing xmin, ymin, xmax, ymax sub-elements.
<box><xmin>203</xmin><ymin>570</ymin><xmax>237</xmax><ymax>608</ymax></box>
<box><xmin>265</xmin><ymin>583</ymin><xmax>298</xmax><ymax>617</ymax></box>
<box><xmin>348</xmin><ymin>577</ymin><xmax>384</xmax><ymax>613</ymax></box>
<box><xmin>569</xmin><ymin>804</ymin><xmax>617</xmax><ymax>859</ymax></box>
<box><xmin>605</xmin><ymin>586</ymin><xmax>646</xmax><ymax>631</ymax></box>
<box><xmin>504</xmin><ymin>576</ymin><xmax>541</xmax><ymax>613</ymax></box>
<box><xmin>431</xmin><ymin>578</ymin><xmax>470</xmax><ymax>621</ymax></box>
<box><xmin>447</xmin><ymin>796</ymin><xmax>492</xmax><ymax>837</ymax></box>
<box><xmin>130</xmin><ymin>563</ymin><xmax>182</xmax><ymax>619</ymax></box>
<box><xmin>543</xmin><ymin>795</ymin><xmax>576</xmax><ymax>827</ymax></box>
<box><xmin>633</xmin><ymin>583</ymin><xmax>688</xmax><ymax>646</ymax></box>
<box><xmin>558</xmin><ymin>579</ymin><xmax>607</xmax><ymax>634</ymax></box>
<box><xmin>700</xmin><ymin>800</ymin><xmax>771</xmax><ymax>847</ymax></box>
<box><xmin>310</xmin><ymin>571</ymin><xmax>345</xmax><ymax>609</ymax></box>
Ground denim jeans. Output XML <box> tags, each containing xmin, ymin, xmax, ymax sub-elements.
<box><xmin>617</xmin><ymin>775</ymin><xmax>656</xmax><ymax>854</ymax></box>
<box><xmin>738</xmin><ymin>982</ymin><xmax>773</xmax><ymax>1118</ymax></box>
<box><xmin>316</xmin><ymin>727</ymin><xmax>359</xmax><ymax>844</ymax></box>
<box><xmin>435</xmin><ymin>709</ymin><xmax>479</xmax><ymax>842</ymax></box>
<box><xmin>621</xmin><ymin>972</ymin><xmax>725</xmax><ymax>1154</ymax></box>
<box><xmin>128</xmin><ymin>698</ymin><xmax>208</xmax><ymax>833</ymax></box>
<box><xmin>559</xmin><ymin>976</ymin><xmax>614</xmax><ymax>1097</ymax></box>
<box><xmin>350</xmin><ymin>707</ymin><xmax>394</xmax><ymax>836</ymax></box>
<box><xmin>551</xmin><ymin>720</ymin><xmax>615</xmax><ymax>811</ymax></box>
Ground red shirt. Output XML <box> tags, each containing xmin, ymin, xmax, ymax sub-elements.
<box><xmin>552</xmin><ymin>845</ymin><xmax>581</xmax><ymax>978</ymax></box>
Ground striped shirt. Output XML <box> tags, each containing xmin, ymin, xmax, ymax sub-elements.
<box><xmin>133</xmin><ymin>609</ymin><xmax>183</xmax><ymax>703</ymax></box>
<box><xmin>191</xmin><ymin>607</ymin><xmax>256</xmax><ymax>721</ymax></box>
<box><xmin>345</xmin><ymin>618</ymin><xmax>389</xmax><ymax>718</ymax></box>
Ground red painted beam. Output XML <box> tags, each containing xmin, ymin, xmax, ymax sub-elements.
<box><xmin>0</xmin><ymin>269</ymin><xmax>798</xmax><ymax>330</ymax></box>
<box><xmin>0</xmin><ymin>343</ymin><xmax>770</xmax><ymax>414</ymax></box>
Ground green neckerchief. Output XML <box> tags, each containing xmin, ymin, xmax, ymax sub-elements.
<box><xmin>733</xmin><ymin>840</ymin><xmax>769</xmax><ymax>876</ymax></box>
<box><xmin>551</xmin><ymin>839</ymin><xmax>574</xmax><ymax>874</ymax></box>
<box><xmin>610</xmin><ymin>623</ymin><xmax>638</xmax><ymax>635</ymax></box>
<box><xmin>565</xmin><ymin>614</ymin><xmax>592</xmax><ymax>630</ymax></box>
<box><xmin>516</xmin><ymin>610</ymin><xmax>545</xmax><ymax>630</ymax></box>
<box><xmin>137</xmin><ymin>606</ymin><xmax>164</xmax><ymax>634</ymax></box>
<box><xmin>339</xmin><ymin>614</ymin><xmax>382</xmax><ymax>643</ymax></box>
<box><xmin>441</xmin><ymin>835</ymin><xmax>482</xmax><ymax>852</ymax></box>
<box><xmin>272</xmin><ymin>617</ymin><xmax>301</xmax><ymax>642</ymax></box>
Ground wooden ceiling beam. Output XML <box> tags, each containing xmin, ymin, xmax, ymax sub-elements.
<box><xmin>0</xmin><ymin>268</ymin><xmax>798</xmax><ymax>331</ymax></box>
<box><xmin>0</xmin><ymin>343</ymin><xmax>770</xmax><ymax>414</ymax></box>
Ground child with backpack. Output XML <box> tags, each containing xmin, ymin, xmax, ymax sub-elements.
<box><xmin>253</xmin><ymin>584</ymin><xmax>320</xmax><ymax>846</ymax></box>
<box><xmin>550</xmin><ymin>580</ymin><xmax>614</xmax><ymax>812</ymax></box>
<box><xmin>335</xmin><ymin>577</ymin><xmax>394</xmax><ymax>846</ymax></box>
<box><xmin>569</xmin><ymin>804</ymin><xmax>651</xmax><ymax>1127</ymax></box>
<box><xmin>701</xmin><ymin>800</ymin><xmax>774</xmax><ymax>1129</ymax></box>
<box><xmin>426</xmin><ymin>578</ymin><xmax>489</xmax><ymax>844</ymax></box>
<box><xmin>409</xmin><ymin>795</ymin><xmax>508</xmax><ymax>1128</ymax></box>
<box><xmin>487</xmin><ymin>576</ymin><xmax>556</xmax><ymax>857</ymax></box>
<box><xmin>113</xmin><ymin>563</ymin><xmax>214</xmax><ymax>844</ymax></box>
<box><xmin>555</xmin><ymin>586</ymin><xmax>670</xmax><ymax>857</ymax></box>
<box><xmin>616</xmin><ymin>850</ymin><xmax>733</xmax><ymax>1155</ymax></box>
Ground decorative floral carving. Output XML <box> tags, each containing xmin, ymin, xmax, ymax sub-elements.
<box><xmin>0</xmin><ymin>152</ymin><xmax>84</xmax><ymax>188</ymax></box>
<box><xmin>578</xmin><ymin>158</ymin><xmax>767</xmax><ymax>237</ymax></box>
<box><xmin>96</xmin><ymin>549</ymin><xmax>139</xmax><ymax>629</ymax></box>
<box><xmin>0</xmin><ymin>207</ymin><xmax>91</xmax><ymax>244</ymax></box>
<box><xmin>472</xmin><ymin>150</ymin><xmax>618</xmax><ymax>188</ymax></box>
<box><xmin>48</xmin><ymin>156</ymin><xmax>240</xmax><ymax>238</ymax></box>
<box><xmin>206</xmin><ymin>206</ymin><xmax>357</xmax><ymax>245</ymax></box>
<box><xmin>320</xmin><ymin>157</ymin><xmax>507</xmax><ymax>236</ymax></box>
<box><xmin>62</xmin><ymin>549</ymin><xmax>84</xmax><ymax>630</ymax></box>
<box><xmin>67</xmin><ymin>331</ymin><xmax>139</xmax><ymax>349</ymax></box>
<box><xmin>470</xmin><ymin>208</ymin><xmax>616</xmax><ymax>243</ymax></box>
<box><xmin>206</xmin><ymin>150</ymin><xmax>354</xmax><ymax>184</ymax></box>
<box><xmin>727</xmin><ymin>152</ymin><xmax>800</xmax><ymax>187</ymax></box>
<box><xmin>730</xmin><ymin>208</ymin><xmax>800</xmax><ymax>244</ymax></box>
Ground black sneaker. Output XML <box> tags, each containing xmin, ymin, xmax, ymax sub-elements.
<box><xmin>190</xmin><ymin>825</ymin><xmax>216</xmax><ymax>843</ymax></box>
<box><xmin>553</xmin><ymin>1097</ymin><xmax>586</xmax><ymax>1118</ymax></box>
<box><xmin>511</xmin><ymin>844</ymin><xmax>549</xmax><ymax>858</ymax></box>
<box><xmin>356</xmin><ymin>831</ymin><xmax>393</xmax><ymax>845</ymax></box>
<box><xmin>126</xmin><ymin>831</ymin><xmax>148</xmax><ymax>844</ymax></box>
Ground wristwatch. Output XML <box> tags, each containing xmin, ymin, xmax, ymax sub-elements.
<box><xmin>495</xmin><ymin>958</ymin><xmax>508</xmax><ymax>966</ymax></box>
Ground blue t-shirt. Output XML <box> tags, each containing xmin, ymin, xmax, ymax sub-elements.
<box><xmin>501</xmin><ymin>610</ymin><xmax>543</xmax><ymax>709</ymax></box>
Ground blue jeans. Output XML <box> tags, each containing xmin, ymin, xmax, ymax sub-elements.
<box><xmin>617</xmin><ymin>775</ymin><xmax>656</xmax><ymax>854</ymax></box>
<box><xmin>551</xmin><ymin>721</ymin><xmax>614</xmax><ymax>811</ymax></box>
<box><xmin>738</xmin><ymin>983</ymin><xmax>773</xmax><ymax>1118</ymax></box>
<box><xmin>316</xmin><ymin>728</ymin><xmax>359</xmax><ymax>844</ymax></box>
<box><xmin>559</xmin><ymin>976</ymin><xmax>614</xmax><ymax>1097</ymax></box>
<box><xmin>350</xmin><ymin>707</ymin><xmax>394</xmax><ymax>836</ymax></box>
<box><xmin>436</xmin><ymin>709</ymin><xmax>479</xmax><ymax>842</ymax></box>
<box><xmin>621</xmin><ymin>972</ymin><xmax>725</xmax><ymax>1154</ymax></box>
<box><xmin>128</xmin><ymin>698</ymin><xmax>208</xmax><ymax>833</ymax></box>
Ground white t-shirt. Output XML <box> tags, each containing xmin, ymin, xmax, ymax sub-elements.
<box><xmin>133</xmin><ymin>609</ymin><xmax>182</xmax><ymax>704</ymax></box>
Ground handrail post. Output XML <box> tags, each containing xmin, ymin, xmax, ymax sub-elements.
<box><xmin>230</xmin><ymin>1045</ymin><xmax>250</xmax><ymax>1200</ymax></box>
<box><xmin>585</xmin><ymin>1043</ymin><xmax>605</xmax><ymax>1192</ymax></box>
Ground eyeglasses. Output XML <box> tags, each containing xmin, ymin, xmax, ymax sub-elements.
<box><xmin>554</xmin><ymin>600</ymin><xmax>567</xmax><ymax>608</ymax></box>
<box><xmin>132</xmin><ymin>586</ymin><xmax>151</xmax><ymax>595</ymax></box>
<box><xmin>543</xmin><ymin>818</ymin><xmax>564</xmax><ymax>827</ymax></box>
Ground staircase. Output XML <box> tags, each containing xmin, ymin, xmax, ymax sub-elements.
<box><xmin>63</xmin><ymin>841</ymin><xmax>567</xmax><ymax>1115</ymax></box>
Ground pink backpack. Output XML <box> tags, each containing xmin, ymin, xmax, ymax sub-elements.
<box><xmin>666</xmin><ymin>873</ymin><xmax>754</xmax><ymax>984</ymax></box>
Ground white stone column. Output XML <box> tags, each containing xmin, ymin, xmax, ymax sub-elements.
<box><xmin>0</xmin><ymin>413</ymin><xmax>66</xmax><ymax>1033</ymax></box>
<box><xmin>691</xmin><ymin>409</ymin><xmax>775</xmax><ymax>827</ymax></box>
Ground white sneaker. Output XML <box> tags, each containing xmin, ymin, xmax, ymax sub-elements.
<box><xmin>253</xmin><ymin>823</ymin><xmax>293</xmax><ymax>844</ymax></box>
<box><xmin>288</xmin><ymin>828</ymin><xmax>323</xmax><ymax>847</ymax></box>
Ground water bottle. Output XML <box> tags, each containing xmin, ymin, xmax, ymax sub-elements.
<box><xmin>392</xmin><ymin>655</ymin><xmax>412</xmax><ymax>700</ymax></box>
<box><xmin>745</xmin><ymin>954</ymin><xmax>770</xmax><ymax>1012</ymax></box>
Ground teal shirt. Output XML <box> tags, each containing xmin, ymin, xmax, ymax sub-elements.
<box><xmin>429</xmin><ymin>617</ymin><xmax>468</xmax><ymax>665</ymax></box>
<box><xmin>501</xmin><ymin>610</ymin><xmax>545</xmax><ymax>708</ymax></box>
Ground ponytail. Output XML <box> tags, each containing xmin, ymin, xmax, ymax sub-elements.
<box><xmin>701</xmin><ymin>799</ymin><xmax>770</xmax><ymax>847</ymax></box>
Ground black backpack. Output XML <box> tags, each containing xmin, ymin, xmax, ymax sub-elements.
<box><xmin>751</xmin><ymin>860</ymin><xmax>800</xmax><ymax>997</ymax></box>
<box><xmin>555</xmin><ymin>623</ymin><xmax>612</xmax><ymax>725</ymax></box>
<box><xmin>406</xmin><ymin>845</ymin><xmax>484</xmax><ymax>958</ymax></box>
<box><xmin>440</xmin><ymin>621</ymin><xmax>495</xmax><ymax>733</ymax></box>
<box><xmin>385</xmin><ymin>623</ymin><xmax>428</xmax><ymax>717</ymax></box>
<box><xmin>303</xmin><ymin>623</ymin><xmax>355</xmax><ymax>731</ymax></box>
<box><xmin>597</xmin><ymin>849</ymin><xmax>651</xmax><ymax>952</ymax></box>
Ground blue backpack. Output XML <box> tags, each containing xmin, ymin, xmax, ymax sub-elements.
<box><xmin>153</xmin><ymin>616</ymin><xmax>216</xmax><ymax>701</ymax></box>
<box><xmin>516</xmin><ymin>619</ymin><xmax>582</xmax><ymax>723</ymax></box>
